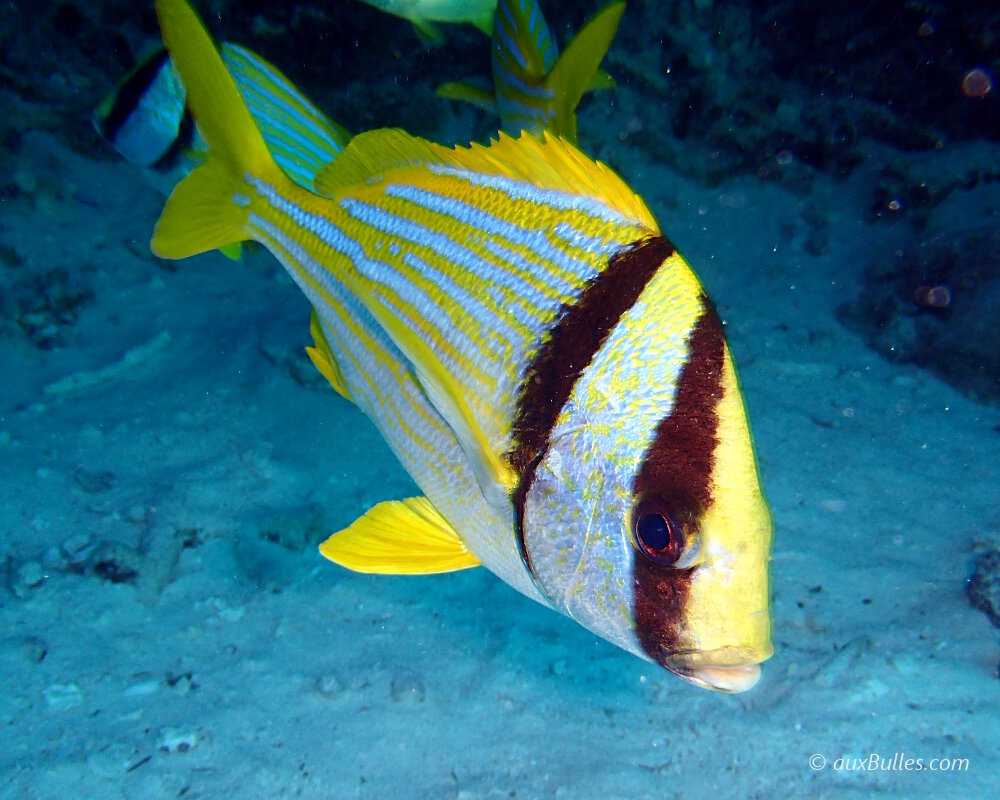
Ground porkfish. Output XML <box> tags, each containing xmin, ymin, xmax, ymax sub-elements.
<box><xmin>437</xmin><ymin>0</ymin><xmax>623</xmax><ymax>145</ymax></box>
<box><xmin>152</xmin><ymin>0</ymin><xmax>773</xmax><ymax>693</ymax></box>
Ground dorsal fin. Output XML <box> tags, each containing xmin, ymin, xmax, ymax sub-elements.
<box><xmin>314</xmin><ymin>128</ymin><xmax>655</xmax><ymax>230</ymax></box>
<box><xmin>313</xmin><ymin>128</ymin><xmax>444</xmax><ymax>194</ymax></box>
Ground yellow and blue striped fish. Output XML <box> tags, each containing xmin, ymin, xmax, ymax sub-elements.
<box><xmin>152</xmin><ymin>0</ymin><xmax>773</xmax><ymax>693</ymax></box>
<box><xmin>95</xmin><ymin>42</ymin><xmax>350</xmax><ymax>191</ymax></box>
<box><xmin>355</xmin><ymin>0</ymin><xmax>497</xmax><ymax>43</ymax></box>
<box><xmin>437</xmin><ymin>0</ymin><xmax>623</xmax><ymax>144</ymax></box>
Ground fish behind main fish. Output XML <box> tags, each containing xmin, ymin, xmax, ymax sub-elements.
<box><xmin>151</xmin><ymin>0</ymin><xmax>773</xmax><ymax>693</ymax></box>
<box><xmin>437</xmin><ymin>0</ymin><xmax>624</xmax><ymax>144</ymax></box>
<box><xmin>355</xmin><ymin>0</ymin><xmax>497</xmax><ymax>43</ymax></box>
<box><xmin>95</xmin><ymin>43</ymin><xmax>350</xmax><ymax>191</ymax></box>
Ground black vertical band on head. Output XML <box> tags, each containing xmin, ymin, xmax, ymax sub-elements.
<box><xmin>507</xmin><ymin>235</ymin><xmax>676</xmax><ymax>573</ymax></box>
<box><xmin>631</xmin><ymin>298</ymin><xmax>726</xmax><ymax>663</ymax></box>
<box><xmin>97</xmin><ymin>48</ymin><xmax>172</xmax><ymax>139</ymax></box>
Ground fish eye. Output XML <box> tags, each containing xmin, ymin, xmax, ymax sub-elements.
<box><xmin>632</xmin><ymin>499</ymin><xmax>697</xmax><ymax>568</ymax></box>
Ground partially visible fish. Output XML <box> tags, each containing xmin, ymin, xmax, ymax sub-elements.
<box><xmin>94</xmin><ymin>47</ymin><xmax>188</xmax><ymax>168</ymax></box>
<box><xmin>437</xmin><ymin>0</ymin><xmax>623</xmax><ymax>144</ymax></box>
<box><xmin>355</xmin><ymin>0</ymin><xmax>497</xmax><ymax>43</ymax></box>
<box><xmin>152</xmin><ymin>0</ymin><xmax>773</xmax><ymax>693</ymax></box>
<box><xmin>95</xmin><ymin>43</ymin><xmax>350</xmax><ymax>191</ymax></box>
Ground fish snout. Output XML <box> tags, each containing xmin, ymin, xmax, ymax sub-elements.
<box><xmin>662</xmin><ymin>645</ymin><xmax>772</xmax><ymax>693</ymax></box>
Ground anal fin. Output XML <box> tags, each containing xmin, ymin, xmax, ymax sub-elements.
<box><xmin>305</xmin><ymin>308</ymin><xmax>352</xmax><ymax>403</ymax></box>
<box><xmin>320</xmin><ymin>497</ymin><xmax>481</xmax><ymax>574</ymax></box>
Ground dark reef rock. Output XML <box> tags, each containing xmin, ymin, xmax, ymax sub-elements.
<box><xmin>838</xmin><ymin>227</ymin><xmax>1000</xmax><ymax>405</ymax></box>
<box><xmin>2</xmin><ymin>0</ymin><xmax>997</xmax><ymax>186</ymax></box>
<box><xmin>7</xmin><ymin>267</ymin><xmax>95</xmax><ymax>351</ymax></box>
<box><xmin>868</xmin><ymin>162</ymin><xmax>1000</xmax><ymax>231</ymax></box>
<box><xmin>968</xmin><ymin>545</ymin><xmax>1000</xmax><ymax>629</ymax></box>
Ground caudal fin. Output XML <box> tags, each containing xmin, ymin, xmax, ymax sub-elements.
<box><xmin>546</xmin><ymin>2</ymin><xmax>625</xmax><ymax>144</ymax></box>
<box><xmin>151</xmin><ymin>0</ymin><xmax>281</xmax><ymax>259</ymax></box>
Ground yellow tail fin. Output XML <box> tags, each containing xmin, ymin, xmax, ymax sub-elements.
<box><xmin>546</xmin><ymin>2</ymin><xmax>625</xmax><ymax>144</ymax></box>
<box><xmin>151</xmin><ymin>0</ymin><xmax>281</xmax><ymax>259</ymax></box>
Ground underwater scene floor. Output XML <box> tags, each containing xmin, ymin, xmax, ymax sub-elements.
<box><xmin>2</xmin><ymin>3</ymin><xmax>1000</xmax><ymax>798</ymax></box>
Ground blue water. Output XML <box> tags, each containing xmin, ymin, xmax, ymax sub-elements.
<box><xmin>1</xmin><ymin>1</ymin><xmax>997</xmax><ymax>798</ymax></box>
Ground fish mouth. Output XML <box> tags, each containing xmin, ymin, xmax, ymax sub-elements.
<box><xmin>663</xmin><ymin>646</ymin><xmax>771</xmax><ymax>693</ymax></box>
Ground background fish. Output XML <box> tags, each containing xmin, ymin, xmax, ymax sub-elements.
<box><xmin>355</xmin><ymin>0</ymin><xmax>497</xmax><ymax>43</ymax></box>
<box><xmin>152</xmin><ymin>0</ymin><xmax>773</xmax><ymax>693</ymax></box>
<box><xmin>95</xmin><ymin>42</ymin><xmax>350</xmax><ymax>191</ymax></box>
<box><xmin>437</xmin><ymin>0</ymin><xmax>623</xmax><ymax>144</ymax></box>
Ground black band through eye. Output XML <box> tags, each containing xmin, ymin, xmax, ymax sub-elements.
<box><xmin>632</xmin><ymin>500</ymin><xmax>687</xmax><ymax>566</ymax></box>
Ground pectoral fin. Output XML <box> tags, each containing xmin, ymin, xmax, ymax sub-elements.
<box><xmin>411</xmin><ymin>19</ymin><xmax>445</xmax><ymax>47</ymax></box>
<box><xmin>587</xmin><ymin>68</ymin><xmax>617</xmax><ymax>93</ymax></box>
<box><xmin>436</xmin><ymin>81</ymin><xmax>499</xmax><ymax>114</ymax></box>
<box><xmin>218</xmin><ymin>242</ymin><xmax>243</xmax><ymax>260</ymax></box>
<box><xmin>320</xmin><ymin>497</ymin><xmax>481</xmax><ymax>574</ymax></box>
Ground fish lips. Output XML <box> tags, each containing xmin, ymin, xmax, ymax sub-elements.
<box><xmin>661</xmin><ymin>645</ymin><xmax>773</xmax><ymax>693</ymax></box>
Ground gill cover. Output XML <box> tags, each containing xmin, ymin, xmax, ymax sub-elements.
<box><xmin>515</xmin><ymin>237</ymin><xmax>772</xmax><ymax>692</ymax></box>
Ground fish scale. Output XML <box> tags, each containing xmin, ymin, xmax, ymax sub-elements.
<box><xmin>256</xmin><ymin>212</ymin><xmax>526</xmax><ymax>589</ymax></box>
<box><xmin>245</xmin><ymin>172</ymin><xmax>556</xmax><ymax>599</ymax></box>
<box><xmin>244</xmin><ymin>165</ymin><xmax>651</xmax><ymax>461</ymax></box>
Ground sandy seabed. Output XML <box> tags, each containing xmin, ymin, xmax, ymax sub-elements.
<box><xmin>1</xmin><ymin>108</ymin><xmax>998</xmax><ymax>800</ymax></box>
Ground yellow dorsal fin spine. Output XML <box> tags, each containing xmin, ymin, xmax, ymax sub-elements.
<box><xmin>313</xmin><ymin>128</ymin><xmax>445</xmax><ymax>193</ymax></box>
<box><xmin>315</xmin><ymin>128</ymin><xmax>655</xmax><ymax>231</ymax></box>
<box><xmin>151</xmin><ymin>0</ymin><xmax>287</xmax><ymax>259</ymax></box>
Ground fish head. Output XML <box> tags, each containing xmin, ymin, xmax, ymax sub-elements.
<box><xmin>519</xmin><ymin>241</ymin><xmax>772</xmax><ymax>692</ymax></box>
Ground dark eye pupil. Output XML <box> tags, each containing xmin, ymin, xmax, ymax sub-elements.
<box><xmin>638</xmin><ymin>513</ymin><xmax>672</xmax><ymax>552</ymax></box>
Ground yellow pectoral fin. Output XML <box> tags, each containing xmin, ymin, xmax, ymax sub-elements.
<box><xmin>320</xmin><ymin>497</ymin><xmax>481</xmax><ymax>574</ymax></box>
<box><xmin>436</xmin><ymin>81</ymin><xmax>499</xmax><ymax>114</ymax></box>
<box><xmin>218</xmin><ymin>242</ymin><xmax>243</xmax><ymax>261</ymax></box>
<box><xmin>306</xmin><ymin>309</ymin><xmax>352</xmax><ymax>402</ymax></box>
<box><xmin>411</xmin><ymin>19</ymin><xmax>445</xmax><ymax>47</ymax></box>
<box><xmin>587</xmin><ymin>68</ymin><xmax>617</xmax><ymax>93</ymax></box>
<box><xmin>152</xmin><ymin>157</ymin><xmax>248</xmax><ymax>258</ymax></box>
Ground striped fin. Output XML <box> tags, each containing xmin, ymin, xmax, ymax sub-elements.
<box><xmin>320</xmin><ymin>497</ymin><xmax>481</xmax><ymax>574</ymax></box>
<box><xmin>220</xmin><ymin>43</ymin><xmax>350</xmax><ymax>192</ymax></box>
<box><xmin>493</xmin><ymin>0</ymin><xmax>623</xmax><ymax>143</ymax></box>
<box><xmin>491</xmin><ymin>0</ymin><xmax>557</xmax><ymax>137</ymax></box>
<box><xmin>439</xmin><ymin>0</ymin><xmax>622</xmax><ymax>143</ymax></box>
